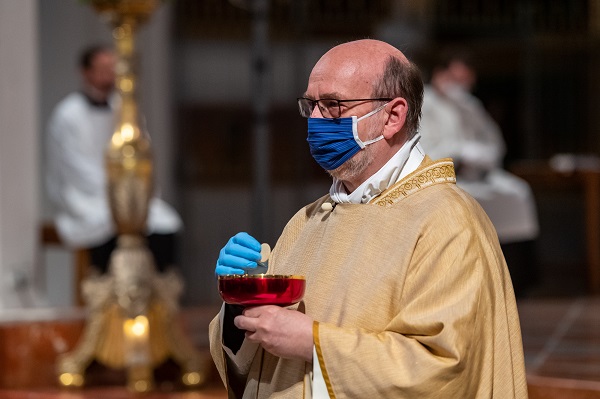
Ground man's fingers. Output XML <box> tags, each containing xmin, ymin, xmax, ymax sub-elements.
<box><xmin>242</xmin><ymin>305</ymin><xmax>277</xmax><ymax>318</ymax></box>
<box><xmin>215</xmin><ymin>265</ymin><xmax>244</xmax><ymax>275</ymax></box>
<box><xmin>221</xmin><ymin>253</ymin><xmax>257</xmax><ymax>268</ymax></box>
<box><xmin>232</xmin><ymin>232</ymin><xmax>261</xmax><ymax>252</ymax></box>
<box><xmin>235</xmin><ymin>306</ymin><xmax>279</xmax><ymax>333</ymax></box>
<box><xmin>234</xmin><ymin>315</ymin><xmax>257</xmax><ymax>332</ymax></box>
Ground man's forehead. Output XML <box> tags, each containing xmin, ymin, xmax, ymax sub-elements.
<box><xmin>307</xmin><ymin>57</ymin><xmax>376</xmax><ymax>97</ymax></box>
<box><xmin>90</xmin><ymin>52</ymin><xmax>115</xmax><ymax>66</ymax></box>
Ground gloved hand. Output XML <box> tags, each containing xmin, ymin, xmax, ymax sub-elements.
<box><xmin>215</xmin><ymin>232</ymin><xmax>262</xmax><ymax>276</ymax></box>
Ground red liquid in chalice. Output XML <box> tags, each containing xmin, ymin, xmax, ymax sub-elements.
<box><xmin>218</xmin><ymin>275</ymin><xmax>306</xmax><ymax>307</ymax></box>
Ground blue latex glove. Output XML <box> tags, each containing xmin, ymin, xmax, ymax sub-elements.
<box><xmin>215</xmin><ymin>232</ymin><xmax>262</xmax><ymax>276</ymax></box>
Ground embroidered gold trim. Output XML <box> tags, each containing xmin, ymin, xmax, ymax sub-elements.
<box><xmin>313</xmin><ymin>321</ymin><xmax>336</xmax><ymax>399</ymax></box>
<box><xmin>373</xmin><ymin>158</ymin><xmax>456</xmax><ymax>207</ymax></box>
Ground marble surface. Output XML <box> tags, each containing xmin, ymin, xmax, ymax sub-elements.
<box><xmin>0</xmin><ymin>305</ymin><xmax>221</xmax><ymax>391</ymax></box>
<box><xmin>0</xmin><ymin>298</ymin><xmax>598</xmax><ymax>398</ymax></box>
<box><xmin>520</xmin><ymin>296</ymin><xmax>600</xmax><ymax>398</ymax></box>
<box><xmin>0</xmin><ymin>387</ymin><xmax>227</xmax><ymax>398</ymax></box>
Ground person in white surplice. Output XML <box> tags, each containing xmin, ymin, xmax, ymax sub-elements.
<box><xmin>419</xmin><ymin>48</ymin><xmax>539</xmax><ymax>295</ymax></box>
<box><xmin>45</xmin><ymin>44</ymin><xmax>182</xmax><ymax>274</ymax></box>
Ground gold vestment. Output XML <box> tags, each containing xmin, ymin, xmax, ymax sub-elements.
<box><xmin>209</xmin><ymin>157</ymin><xmax>528</xmax><ymax>398</ymax></box>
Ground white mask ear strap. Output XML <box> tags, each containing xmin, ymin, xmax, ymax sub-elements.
<box><xmin>356</xmin><ymin>103</ymin><xmax>388</xmax><ymax>121</ymax></box>
<box><xmin>353</xmin><ymin>102</ymin><xmax>389</xmax><ymax>148</ymax></box>
<box><xmin>361</xmin><ymin>135</ymin><xmax>384</xmax><ymax>146</ymax></box>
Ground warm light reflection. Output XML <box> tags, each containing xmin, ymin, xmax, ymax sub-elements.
<box><xmin>123</xmin><ymin>157</ymin><xmax>137</xmax><ymax>169</ymax></box>
<box><xmin>124</xmin><ymin>315</ymin><xmax>149</xmax><ymax>338</ymax></box>
<box><xmin>134</xmin><ymin>380</ymin><xmax>150</xmax><ymax>392</ymax></box>
<box><xmin>122</xmin><ymin>144</ymin><xmax>135</xmax><ymax>158</ymax></box>
<box><xmin>182</xmin><ymin>371</ymin><xmax>202</xmax><ymax>386</ymax></box>
<box><xmin>59</xmin><ymin>372</ymin><xmax>84</xmax><ymax>387</ymax></box>
<box><xmin>121</xmin><ymin>123</ymin><xmax>135</xmax><ymax>141</ymax></box>
<box><xmin>120</xmin><ymin>77</ymin><xmax>133</xmax><ymax>92</ymax></box>
<box><xmin>123</xmin><ymin>315</ymin><xmax>150</xmax><ymax>365</ymax></box>
<box><xmin>132</xmin><ymin>316</ymin><xmax>147</xmax><ymax>336</ymax></box>
<box><xmin>112</xmin><ymin>132</ymin><xmax>124</xmax><ymax>146</ymax></box>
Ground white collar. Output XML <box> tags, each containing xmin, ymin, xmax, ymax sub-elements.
<box><xmin>329</xmin><ymin>134</ymin><xmax>425</xmax><ymax>204</ymax></box>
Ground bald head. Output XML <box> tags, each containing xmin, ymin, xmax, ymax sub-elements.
<box><xmin>320</xmin><ymin>39</ymin><xmax>409</xmax><ymax>70</ymax></box>
<box><xmin>307</xmin><ymin>39</ymin><xmax>423</xmax><ymax>138</ymax></box>
<box><xmin>310</xmin><ymin>40</ymin><xmax>408</xmax><ymax>98</ymax></box>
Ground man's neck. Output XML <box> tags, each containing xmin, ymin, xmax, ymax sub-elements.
<box><xmin>329</xmin><ymin>133</ymin><xmax>424</xmax><ymax>204</ymax></box>
<box><xmin>82</xmin><ymin>84</ymin><xmax>111</xmax><ymax>104</ymax></box>
<box><xmin>342</xmin><ymin>141</ymin><xmax>408</xmax><ymax>193</ymax></box>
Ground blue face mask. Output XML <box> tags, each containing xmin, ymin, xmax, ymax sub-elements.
<box><xmin>307</xmin><ymin>104</ymin><xmax>387</xmax><ymax>170</ymax></box>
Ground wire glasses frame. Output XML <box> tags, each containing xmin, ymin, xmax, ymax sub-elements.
<box><xmin>297</xmin><ymin>97</ymin><xmax>393</xmax><ymax>118</ymax></box>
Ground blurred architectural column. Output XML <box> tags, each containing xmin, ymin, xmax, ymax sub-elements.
<box><xmin>588</xmin><ymin>1</ymin><xmax>600</xmax><ymax>155</ymax></box>
<box><xmin>518</xmin><ymin>0</ymin><xmax>542</xmax><ymax>159</ymax></box>
<box><xmin>250</xmin><ymin>0</ymin><xmax>272</xmax><ymax>240</ymax></box>
<box><xmin>0</xmin><ymin>0</ymin><xmax>44</xmax><ymax>308</ymax></box>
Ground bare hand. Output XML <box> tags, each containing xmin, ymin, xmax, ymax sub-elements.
<box><xmin>234</xmin><ymin>305</ymin><xmax>314</xmax><ymax>362</ymax></box>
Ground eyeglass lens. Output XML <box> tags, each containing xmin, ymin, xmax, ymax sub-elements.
<box><xmin>298</xmin><ymin>98</ymin><xmax>339</xmax><ymax>118</ymax></box>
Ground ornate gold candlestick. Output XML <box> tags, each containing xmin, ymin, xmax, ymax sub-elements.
<box><xmin>57</xmin><ymin>0</ymin><xmax>206</xmax><ymax>392</ymax></box>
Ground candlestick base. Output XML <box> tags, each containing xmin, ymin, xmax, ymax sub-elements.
<box><xmin>57</xmin><ymin>239</ymin><xmax>208</xmax><ymax>391</ymax></box>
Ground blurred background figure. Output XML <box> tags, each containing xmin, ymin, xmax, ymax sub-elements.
<box><xmin>45</xmin><ymin>44</ymin><xmax>183</xmax><ymax>275</ymax></box>
<box><xmin>419</xmin><ymin>47</ymin><xmax>539</xmax><ymax>297</ymax></box>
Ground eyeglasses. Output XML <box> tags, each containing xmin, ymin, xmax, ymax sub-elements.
<box><xmin>297</xmin><ymin>97</ymin><xmax>393</xmax><ymax>118</ymax></box>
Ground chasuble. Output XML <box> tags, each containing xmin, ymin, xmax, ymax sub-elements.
<box><xmin>209</xmin><ymin>157</ymin><xmax>528</xmax><ymax>398</ymax></box>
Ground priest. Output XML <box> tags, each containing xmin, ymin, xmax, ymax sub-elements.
<box><xmin>209</xmin><ymin>39</ymin><xmax>528</xmax><ymax>399</ymax></box>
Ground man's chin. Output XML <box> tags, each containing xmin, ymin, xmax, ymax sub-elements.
<box><xmin>328</xmin><ymin>155</ymin><xmax>372</xmax><ymax>182</ymax></box>
<box><xmin>327</xmin><ymin>164</ymin><xmax>348</xmax><ymax>180</ymax></box>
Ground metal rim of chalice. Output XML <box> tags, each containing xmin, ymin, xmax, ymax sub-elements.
<box><xmin>218</xmin><ymin>274</ymin><xmax>305</xmax><ymax>280</ymax></box>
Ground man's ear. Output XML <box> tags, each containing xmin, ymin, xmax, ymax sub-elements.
<box><xmin>382</xmin><ymin>97</ymin><xmax>408</xmax><ymax>140</ymax></box>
